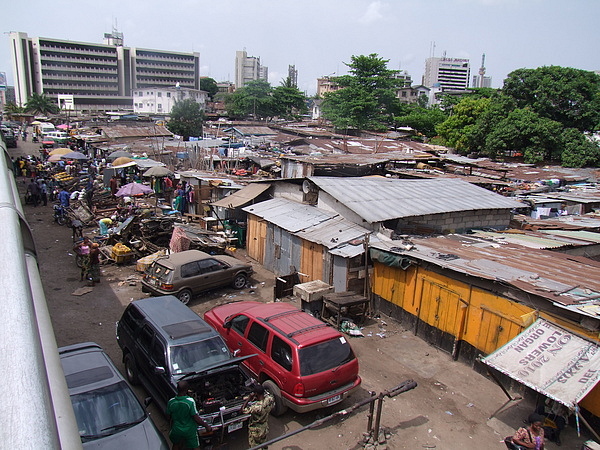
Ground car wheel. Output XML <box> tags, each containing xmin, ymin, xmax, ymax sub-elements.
<box><xmin>232</xmin><ymin>273</ymin><xmax>248</xmax><ymax>290</ymax></box>
<box><xmin>124</xmin><ymin>353</ymin><xmax>139</xmax><ymax>386</ymax></box>
<box><xmin>177</xmin><ymin>289</ymin><xmax>192</xmax><ymax>305</ymax></box>
<box><xmin>262</xmin><ymin>380</ymin><xmax>287</xmax><ymax>416</ymax></box>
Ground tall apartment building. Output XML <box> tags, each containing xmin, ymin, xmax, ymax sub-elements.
<box><xmin>422</xmin><ymin>56</ymin><xmax>470</xmax><ymax>91</ymax></box>
<box><xmin>9</xmin><ymin>31</ymin><xmax>200</xmax><ymax>113</ymax></box>
<box><xmin>234</xmin><ymin>50</ymin><xmax>268</xmax><ymax>89</ymax></box>
<box><xmin>316</xmin><ymin>76</ymin><xmax>341</xmax><ymax>97</ymax></box>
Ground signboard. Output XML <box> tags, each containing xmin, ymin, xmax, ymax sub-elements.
<box><xmin>482</xmin><ymin>318</ymin><xmax>600</xmax><ymax>407</ymax></box>
<box><xmin>0</xmin><ymin>72</ymin><xmax>6</xmax><ymax>91</ymax></box>
<box><xmin>57</xmin><ymin>94</ymin><xmax>74</xmax><ymax>111</ymax></box>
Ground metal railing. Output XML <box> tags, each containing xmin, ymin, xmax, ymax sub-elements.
<box><xmin>0</xmin><ymin>140</ymin><xmax>82</xmax><ymax>449</ymax></box>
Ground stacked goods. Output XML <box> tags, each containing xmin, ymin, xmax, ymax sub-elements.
<box><xmin>111</xmin><ymin>243</ymin><xmax>133</xmax><ymax>263</ymax></box>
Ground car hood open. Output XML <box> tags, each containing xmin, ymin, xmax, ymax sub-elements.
<box><xmin>178</xmin><ymin>354</ymin><xmax>256</xmax><ymax>381</ymax></box>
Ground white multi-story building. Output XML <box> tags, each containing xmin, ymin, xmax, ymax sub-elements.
<box><xmin>423</xmin><ymin>57</ymin><xmax>471</xmax><ymax>92</ymax></box>
<box><xmin>132</xmin><ymin>85</ymin><xmax>207</xmax><ymax>116</ymax></box>
<box><xmin>234</xmin><ymin>50</ymin><xmax>268</xmax><ymax>89</ymax></box>
<box><xmin>9</xmin><ymin>31</ymin><xmax>200</xmax><ymax>114</ymax></box>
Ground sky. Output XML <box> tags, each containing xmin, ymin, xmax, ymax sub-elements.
<box><xmin>1</xmin><ymin>0</ymin><xmax>598</xmax><ymax>95</ymax></box>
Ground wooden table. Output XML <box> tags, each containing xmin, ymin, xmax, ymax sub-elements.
<box><xmin>321</xmin><ymin>292</ymin><xmax>370</xmax><ymax>329</ymax></box>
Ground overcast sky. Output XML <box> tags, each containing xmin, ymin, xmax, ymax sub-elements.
<box><xmin>1</xmin><ymin>0</ymin><xmax>598</xmax><ymax>95</ymax></box>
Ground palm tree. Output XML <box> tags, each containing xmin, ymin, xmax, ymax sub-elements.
<box><xmin>4</xmin><ymin>101</ymin><xmax>26</xmax><ymax>120</ymax></box>
<box><xmin>25</xmin><ymin>93</ymin><xmax>59</xmax><ymax>116</ymax></box>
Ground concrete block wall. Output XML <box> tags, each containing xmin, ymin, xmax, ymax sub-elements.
<box><xmin>396</xmin><ymin>209</ymin><xmax>512</xmax><ymax>234</ymax></box>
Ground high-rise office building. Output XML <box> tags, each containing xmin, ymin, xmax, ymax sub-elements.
<box><xmin>9</xmin><ymin>31</ymin><xmax>200</xmax><ymax>113</ymax></box>
<box><xmin>288</xmin><ymin>65</ymin><xmax>298</xmax><ymax>87</ymax></box>
<box><xmin>234</xmin><ymin>50</ymin><xmax>268</xmax><ymax>89</ymax></box>
<box><xmin>422</xmin><ymin>56</ymin><xmax>470</xmax><ymax>91</ymax></box>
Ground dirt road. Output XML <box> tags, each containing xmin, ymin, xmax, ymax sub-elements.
<box><xmin>12</xmin><ymin>137</ymin><xmax>587</xmax><ymax>449</ymax></box>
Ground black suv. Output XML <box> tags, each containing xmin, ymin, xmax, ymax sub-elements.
<box><xmin>116</xmin><ymin>295</ymin><xmax>254</xmax><ymax>439</ymax></box>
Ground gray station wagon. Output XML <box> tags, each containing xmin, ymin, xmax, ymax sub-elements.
<box><xmin>141</xmin><ymin>250</ymin><xmax>253</xmax><ymax>304</ymax></box>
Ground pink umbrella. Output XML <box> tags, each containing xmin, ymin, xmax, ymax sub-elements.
<box><xmin>56</xmin><ymin>124</ymin><xmax>69</xmax><ymax>130</ymax></box>
<box><xmin>115</xmin><ymin>182</ymin><xmax>154</xmax><ymax>197</ymax></box>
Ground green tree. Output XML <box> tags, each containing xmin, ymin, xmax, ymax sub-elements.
<box><xmin>435</xmin><ymin>97</ymin><xmax>491</xmax><ymax>152</ymax></box>
<box><xmin>321</xmin><ymin>54</ymin><xmax>401</xmax><ymax>131</ymax></box>
<box><xmin>25</xmin><ymin>93</ymin><xmax>59</xmax><ymax>115</ymax></box>
<box><xmin>394</xmin><ymin>105</ymin><xmax>447</xmax><ymax>138</ymax></box>
<box><xmin>199</xmin><ymin>77</ymin><xmax>218</xmax><ymax>100</ymax></box>
<box><xmin>272</xmin><ymin>79</ymin><xmax>307</xmax><ymax>120</ymax></box>
<box><xmin>483</xmin><ymin>108</ymin><xmax>563</xmax><ymax>164</ymax></box>
<box><xmin>166</xmin><ymin>98</ymin><xmax>204</xmax><ymax>140</ymax></box>
<box><xmin>3</xmin><ymin>101</ymin><xmax>26</xmax><ymax>120</ymax></box>
<box><xmin>225</xmin><ymin>80</ymin><xmax>275</xmax><ymax>120</ymax></box>
<box><xmin>503</xmin><ymin>66</ymin><xmax>600</xmax><ymax>132</ymax></box>
<box><xmin>561</xmin><ymin>129</ymin><xmax>600</xmax><ymax>167</ymax></box>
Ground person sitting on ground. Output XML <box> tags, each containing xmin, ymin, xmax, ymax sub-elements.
<box><xmin>507</xmin><ymin>413</ymin><xmax>545</xmax><ymax>450</ymax></box>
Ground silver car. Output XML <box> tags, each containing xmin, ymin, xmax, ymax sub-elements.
<box><xmin>59</xmin><ymin>342</ymin><xmax>168</xmax><ymax>449</ymax></box>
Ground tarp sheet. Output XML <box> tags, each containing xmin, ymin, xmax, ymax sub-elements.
<box><xmin>482</xmin><ymin>318</ymin><xmax>600</xmax><ymax>408</ymax></box>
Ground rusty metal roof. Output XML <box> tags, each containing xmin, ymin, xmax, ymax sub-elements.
<box><xmin>371</xmin><ymin>234</ymin><xmax>600</xmax><ymax>316</ymax></box>
<box><xmin>309</xmin><ymin>176</ymin><xmax>524</xmax><ymax>224</ymax></box>
<box><xmin>102</xmin><ymin>124</ymin><xmax>173</xmax><ymax>139</ymax></box>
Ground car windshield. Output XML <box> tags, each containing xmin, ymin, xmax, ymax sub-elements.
<box><xmin>299</xmin><ymin>336</ymin><xmax>355</xmax><ymax>376</ymax></box>
<box><xmin>169</xmin><ymin>337</ymin><xmax>231</xmax><ymax>374</ymax></box>
<box><xmin>70</xmin><ymin>381</ymin><xmax>146</xmax><ymax>441</ymax></box>
<box><xmin>146</xmin><ymin>262</ymin><xmax>173</xmax><ymax>282</ymax></box>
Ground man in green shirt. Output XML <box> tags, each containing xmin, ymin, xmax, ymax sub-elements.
<box><xmin>167</xmin><ymin>380</ymin><xmax>212</xmax><ymax>450</ymax></box>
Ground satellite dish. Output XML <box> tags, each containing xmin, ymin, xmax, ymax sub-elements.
<box><xmin>302</xmin><ymin>180</ymin><xmax>315</xmax><ymax>194</ymax></box>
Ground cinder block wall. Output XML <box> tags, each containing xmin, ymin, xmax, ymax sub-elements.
<box><xmin>396</xmin><ymin>209</ymin><xmax>512</xmax><ymax>234</ymax></box>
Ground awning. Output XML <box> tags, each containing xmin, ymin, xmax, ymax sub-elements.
<box><xmin>211</xmin><ymin>183</ymin><xmax>270</xmax><ymax>209</ymax></box>
<box><xmin>481</xmin><ymin>318</ymin><xmax>600</xmax><ymax>408</ymax></box>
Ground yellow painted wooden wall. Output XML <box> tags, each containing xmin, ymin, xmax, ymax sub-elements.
<box><xmin>246</xmin><ymin>214</ymin><xmax>266</xmax><ymax>264</ymax></box>
<box><xmin>300</xmin><ymin>240</ymin><xmax>324</xmax><ymax>282</ymax></box>
<box><xmin>371</xmin><ymin>260</ymin><xmax>600</xmax><ymax>416</ymax></box>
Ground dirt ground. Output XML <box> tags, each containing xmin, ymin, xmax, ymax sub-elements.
<box><xmin>11</xmin><ymin>138</ymin><xmax>594</xmax><ymax>449</ymax></box>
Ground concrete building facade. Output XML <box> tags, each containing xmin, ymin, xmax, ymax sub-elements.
<box><xmin>9</xmin><ymin>31</ymin><xmax>200</xmax><ymax>114</ymax></box>
<box><xmin>132</xmin><ymin>85</ymin><xmax>207</xmax><ymax>116</ymax></box>
<box><xmin>423</xmin><ymin>56</ymin><xmax>471</xmax><ymax>91</ymax></box>
<box><xmin>234</xmin><ymin>50</ymin><xmax>268</xmax><ymax>89</ymax></box>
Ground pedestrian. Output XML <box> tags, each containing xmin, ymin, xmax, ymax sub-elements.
<box><xmin>73</xmin><ymin>237</ymin><xmax>91</xmax><ymax>282</ymax></box>
<box><xmin>241</xmin><ymin>385</ymin><xmax>275</xmax><ymax>449</ymax></box>
<box><xmin>27</xmin><ymin>179</ymin><xmax>40</xmax><ymax>207</ymax></box>
<box><xmin>88</xmin><ymin>242</ymin><xmax>101</xmax><ymax>285</ymax></box>
<box><xmin>39</xmin><ymin>179</ymin><xmax>48</xmax><ymax>206</ymax></box>
<box><xmin>109</xmin><ymin>175</ymin><xmax>119</xmax><ymax>197</ymax></box>
<box><xmin>85</xmin><ymin>178</ymin><xmax>94</xmax><ymax>208</ymax></box>
<box><xmin>58</xmin><ymin>187</ymin><xmax>70</xmax><ymax>207</ymax></box>
<box><xmin>167</xmin><ymin>380</ymin><xmax>212</xmax><ymax>450</ymax></box>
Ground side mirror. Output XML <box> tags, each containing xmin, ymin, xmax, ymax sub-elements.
<box><xmin>223</xmin><ymin>320</ymin><xmax>232</xmax><ymax>329</ymax></box>
<box><xmin>144</xmin><ymin>396</ymin><xmax>153</xmax><ymax>407</ymax></box>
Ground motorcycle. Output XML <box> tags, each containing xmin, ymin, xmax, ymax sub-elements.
<box><xmin>53</xmin><ymin>204</ymin><xmax>68</xmax><ymax>226</ymax></box>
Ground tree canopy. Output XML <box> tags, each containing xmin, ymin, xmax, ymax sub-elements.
<box><xmin>199</xmin><ymin>77</ymin><xmax>218</xmax><ymax>100</ymax></box>
<box><xmin>435</xmin><ymin>66</ymin><xmax>600</xmax><ymax>167</ymax></box>
<box><xmin>25</xmin><ymin>93</ymin><xmax>59</xmax><ymax>115</ymax></box>
<box><xmin>166</xmin><ymin>98</ymin><xmax>204</xmax><ymax>140</ymax></box>
<box><xmin>321</xmin><ymin>54</ymin><xmax>401</xmax><ymax>131</ymax></box>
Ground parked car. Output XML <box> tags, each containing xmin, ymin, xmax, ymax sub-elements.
<box><xmin>1</xmin><ymin>128</ymin><xmax>17</xmax><ymax>148</ymax></box>
<box><xmin>58</xmin><ymin>342</ymin><xmax>168</xmax><ymax>449</ymax></box>
<box><xmin>141</xmin><ymin>249</ymin><xmax>253</xmax><ymax>304</ymax></box>
<box><xmin>116</xmin><ymin>295</ymin><xmax>255</xmax><ymax>439</ymax></box>
<box><xmin>204</xmin><ymin>301</ymin><xmax>362</xmax><ymax>416</ymax></box>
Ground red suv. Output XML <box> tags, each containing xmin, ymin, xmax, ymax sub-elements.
<box><xmin>204</xmin><ymin>301</ymin><xmax>361</xmax><ymax>416</ymax></box>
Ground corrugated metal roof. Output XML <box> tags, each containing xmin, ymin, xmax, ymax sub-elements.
<box><xmin>309</xmin><ymin>177</ymin><xmax>523</xmax><ymax>223</ymax></box>
<box><xmin>243</xmin><ymin>198</ymin><xmax>335</xmax><ymax>232</ymax></box>
<box><xmin>540</xmin><ymin>229</ymin><xmax>600</xmax><ymax>244</ymax></box>
<box><xmin>371</xmin><ymin>234</ymin><xmax>600</xmax><ymax>317</ymax></box>
<box><xmin>211</xmin><ymin>183</ymin><xmax>270</xmax><ymax>208</ymax></box>
<box><xmin>296</xmin><ymin>216</ymin><xmax>371</xmax><ymax>249</ymax></box>
<box><xmin>471</xmin><ymin>230</ymin><xmax>577</xmax><ymax>249</ymax></box>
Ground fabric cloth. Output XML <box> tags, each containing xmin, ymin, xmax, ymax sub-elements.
<box><xmin>513</xmin><ymin>426</ymin><xmax>544</xmax><ymax>450</ymax></box>
<box><xmin>243</xmin><ymin>394</ymin><xmax>275</xmax><ymax>447</ymax></box>
<box><xmin>167</xmin><ymin>395</ymin><xmax>200</xmax><ymax>449</ymax></box>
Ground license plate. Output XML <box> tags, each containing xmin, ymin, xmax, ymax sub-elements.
<box><xmin>327</xmin><ymin>394</ymin><xmax>342</xmax><ymax>405</ymax></box>
<box><xmin>228</xmin><ymin>421</ymin><xmax>243</xmax><ymax>433</ymax></box>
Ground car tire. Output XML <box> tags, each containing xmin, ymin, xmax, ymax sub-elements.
<box><xmin>177</xmin><ymin>289</ymin><xmax>192</xmax><ymax>305</ymax></box>
<box><xmin>262</xmin><ymin>380</ymin><xmax>287</xmax><ymax>416</ymax></box>
<box><xmin>124</xmin><ymin>353</ymin><xmax>140</xmax><ymax>386</ymax></box>
<box><xmin>232</xmin><ymin>273</ymin><xmax>248</xmax><ymax>290</ymax></box>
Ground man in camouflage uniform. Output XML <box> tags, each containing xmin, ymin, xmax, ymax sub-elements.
<box><xmin>242</xmin><ymin>385</ymin><xmax>275</xmax><ymax>448</ymax></box>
